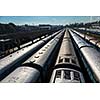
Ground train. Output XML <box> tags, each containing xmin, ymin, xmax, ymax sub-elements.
<box><xmin>71</xmin><ymin>29</ymin><xmax>100</xmax><ymax>49</ymax></box>
<box><xmin>0</xmin><ymin>30</ymin><xmax>58</xmax><ymax>58</ymax></box>
<box><xmin>50</xmin><ymin>29</ymin><xmax>85</xmax><ymax>83</ymax></box>
<box><xmin>1</xmin><ymin>29</ymin><xmax>65</xmax><ymax>83</ymax></box>
<box><xmin>69</xmin><ymin>29</ymin><xmax>100</xmax><ymax>82</ymax></box>
<box><xmin>0</xmin><ymin>29</ymin><xmax>62</xmax><ymax>80</ymax></box>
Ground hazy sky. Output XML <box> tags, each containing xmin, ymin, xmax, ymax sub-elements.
<box><xmin>0</xmin><ymin>16</ymin><xmax>100</xmax><ymax>25</ymax></box>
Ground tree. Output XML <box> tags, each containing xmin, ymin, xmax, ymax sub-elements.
<box><xmin>9</xmin><ymin>23</ymin><xmax>16</xmax><ymax>27</ymax></box>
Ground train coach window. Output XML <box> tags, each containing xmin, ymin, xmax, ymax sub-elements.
<box><xmin>64</xmin><ymin>54</ymin><xmax>71</xmax><ymax>56</ymax></box>
<box><xmin>55</xmin><ymin>70</ymin><xmax>61</xmax><ymax>78</ymax></box>
<box><xmin>65</xmin><ymin>58</ymin><xmax>70</xmax><ymax>63</ymax></box>
<box><xmin>63</xmin><ymin>70</ymin><xmax>71</xmax><ymax>79</ymax></box>
<box><xmin>73</xmin><ymin>71</ymin><xmax>80</xmax><ymax>81</ymax></box>
<box><xmin>59</xmin><ymin>58</ymin><xmax>63</xmax><ymax>63</ymax></box>
<box><xmin>72</xmin><ymin>59</ymin><xmax>76</xmax><ymax>64</ymax></box>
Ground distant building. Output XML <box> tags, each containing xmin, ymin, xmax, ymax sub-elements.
<box><xmin>39</xmin><ymin>24</ymin><xmax>52</xmax><ymax>30</ymax></box>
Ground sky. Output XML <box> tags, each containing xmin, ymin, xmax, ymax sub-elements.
<box><xmin>0</xmin><ymin>16</ymin><xmax>100</xmax><ymax>25</ymax></box>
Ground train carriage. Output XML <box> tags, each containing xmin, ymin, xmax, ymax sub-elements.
<box><xmin>50</xmin><ymin>29</ymin><xmax>85</xmax><ymax>83</ymax></box>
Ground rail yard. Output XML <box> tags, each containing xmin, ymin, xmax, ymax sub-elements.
<box><xmin>0</xmin><ymin>26</ymin><xmax>100</xmax><ymax>83</ymax></box>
